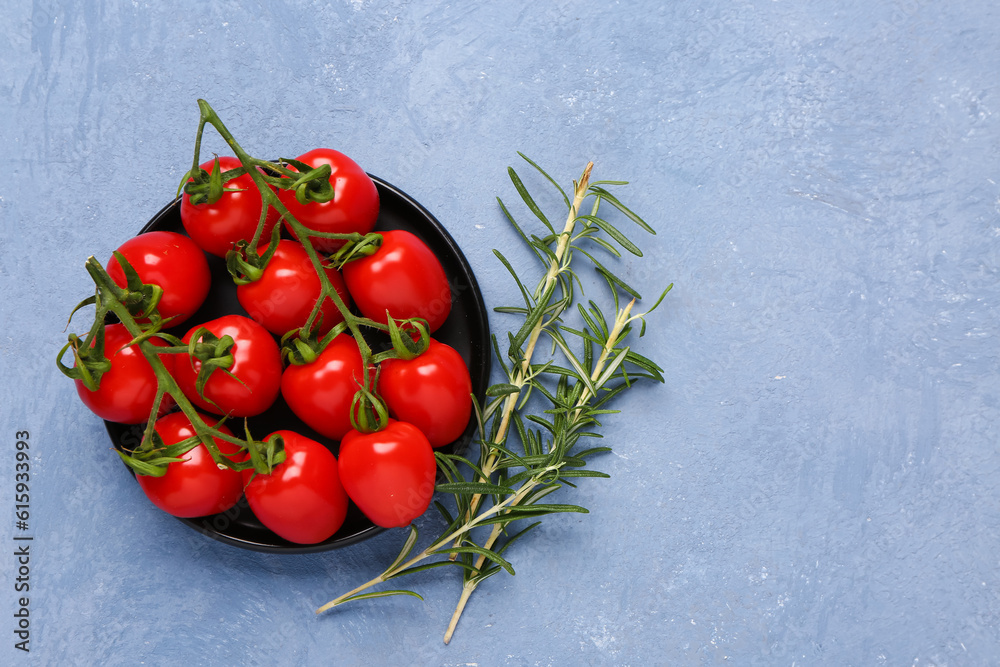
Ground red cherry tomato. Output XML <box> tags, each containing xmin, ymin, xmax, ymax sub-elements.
<box><xmin>242</xmin><ymin>430</ymin><xmax>349</xmax><ymax>544</ymax></box>
<box><xmin>135</xmin><ymin>412</ymin><xmax>244</xmax><ymax>518</ymax></box>
<box><xmin>236</xmin><ymin>239</ymin><xmax>351</xmax><ymax>336</ymax></box>
<box><xmin>75</xmin><ymin>323</ymin><xmax>175</xmax><ymax>424</ymax></box>
<box><xmin>278</xmin><ymin>148</ymin><xmax>379</xmax><ymax>253</ymax></box>
<box><xmin>379</xmin><ymin>339</ymin><xmax>472</xmax><ymax>448</ymax></box>
<box><xmin>173</xmin><ymin>314</ymin><xmax>282</xmax><ymax>417</ymax></box>
<box><xmin>106</xmin><ymin>231</ymin><xmax>211</xmax><ymax>326</ymax></box>
<box><xmin>280</xmin><ymin>334</ymin><xmax>367</xmax><ymax>441</ymax></box>
<box><xmin>181</xmin><ymin>156</ymin><xmax>279</xmax><ymax>258</ymax></box>
<box><xmin>338</xmin><ymin>420</ymin><xmax>436</xmax><ymax>528</ymax></box>
<box><xmin>342</xmin><ymin>230</ymin><xmax>452</xmax><ymax>332</ymax></box>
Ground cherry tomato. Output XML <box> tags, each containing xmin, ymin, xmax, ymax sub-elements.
<box><xmin>236</xmin><ymin>239</ymin><xmax>351</xmax><ymax>336</ymax></box>
<box><xmin>181</xmin><ymin>156</ymin><xmax>280</xmax><ymax>258</ymax></box>
<box><xmin>342</xmin><ymin>230</ymin><xmax>452</xmax><ymax>332</ymax></box>
<box><xmin>280</xmin><ymin>334</ymin><xmax>367</xmax><ymax>441</ymax></box>
<box><xmin>338</xmin><ymin>420</ymin><xmax>436</xmax><ymax>528</ymax></box>
<box><xmin>278</xmin><ymin>148</ymin><xmax>379</xmax><ymax>253</ymax></box>
<box><xmin>173</xmin><ymin>314</ymin><xmax>282</xmax><ymax>417</ymax></box>
<box><xmin>75</xmin><ymin>324</ymin><xmax>175</xmax><ymax>424</ymax></box>
<box><xmin>242</xmin><ymin>430</ymin><xmax>348</xmax><ymax>544</ymax></box>
<box><xmin>135</xmin><ymin>412</ymin><xmax>243</xmax><ymax>518</ymax></box>
<box><xmin>106</xmin><ymin>231</ymin><xmax>211</xmax><ymax>326</ymax></box>
<box><xmin>379</xmin><ymin>339</ymin><xmax>472</xmax><ymax>448</ymax></box>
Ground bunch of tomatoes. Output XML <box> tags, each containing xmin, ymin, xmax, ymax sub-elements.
<box><xmin>66</xmin><ymin>148</ymin><xmax>474</xmax><ymax>545</ymax></box>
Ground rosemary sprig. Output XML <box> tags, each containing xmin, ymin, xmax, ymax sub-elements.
<box><xmin>317</xmin><ymin>155</ymin><xmax>671</xmax><ymax>643</ymax></box>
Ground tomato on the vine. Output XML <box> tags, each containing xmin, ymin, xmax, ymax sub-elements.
<box><xmin>75</xmin><ymin>323</ymin><xmax>174</xmax><ymax>424</ymax></box>
<box><xmin>338</xmin><ymin>420</ymin><xmax>436</xmax><ymax>528</ymax></box>
<box><xmin>173</xmin><ymin>314</ymin><xmax>282</xmax><ymax>417</ymax></box>
<box><xmin>181</xmin><ymin>156</ymin><xmax>279</xmax><ymax>258</ymax></box>
<box><xmin>242</xmin><ymin>430</ymin><xmax>348</xmax><ymax>544</ymax></box>
<box><xmin>379</xmin><ymin>339</ymin><xmax>472</xmax><ymax>448</ymax></box>
<box><xmin>135</xmin><ymin>412</ymin><xmax>243</xmax><ymax>518</ymax></box>
<box><xmin>342</xmin><ymin>230</ymin><xmax>452</xmax><ymax>332</ymax></box>
<box><xmin>278</xmin><ymin>148</ymin><xmax>379</xmax><ymax>253</ymax></box>
<box><xmin>280</xmin><ymin>334</ymin><xmax>368</xmax><ymax>441</ymax></box>
<box><xmin>236</xmin><ymin>239</ymin><xmax>350</xmax><ymax>336</ymax></box>
<box><xmin>106</xmin><ymin>231</ymin><xmax>211</xmax><ymax>326</ymax></box>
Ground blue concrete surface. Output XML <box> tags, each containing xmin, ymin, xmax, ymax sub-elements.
<box><xmin>2</xmin><ymin>0</ymin><xmax>999</xmax><ymax>664</ymax></box>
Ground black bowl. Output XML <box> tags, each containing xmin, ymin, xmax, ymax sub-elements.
<box><xmin>104</xmin><ymin>175</ymin><xmax>490</xmax><ymax>553</ymax></box>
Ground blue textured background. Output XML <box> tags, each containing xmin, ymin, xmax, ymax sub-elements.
<box><xmin>2</xmin><ymin>0</ymin><xmax>999</xmax><ymax>664</ymax></box>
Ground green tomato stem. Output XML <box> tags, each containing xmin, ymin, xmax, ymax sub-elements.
<box><xmin>194</xmin><ymin>99</ymin><xmax>375</xmax><ymax>371</ymax></box>
<box><xmin>83</xmin><ymin>256</ymin><xmax>265</xmax><ymax>473</ymax></box>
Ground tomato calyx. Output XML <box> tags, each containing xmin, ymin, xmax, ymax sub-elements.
<box><xmin>180</xmin><ymin>155</ymin><xmax>250</xmax><ymax>206</ymax></box>
<box><xmin>225</xmin><ymin>221</ymin><xmax>283</xmax><ymax>286</ymax></box>
<box><xmin>56</xmin><ymin>326</ymin><xmax>113</xmax><ymax>391</ymax></box>
<box><xmin>376</xmin><ymin>315</ymin><xmax>431</xmax><ymax>363</ymax></box>
<box><xmin>280</xmin><ymin>320</ymin><xmax>350</xmax><ymax>366</ymax></box>
<box><xmin>280</xmin><ymin>157</ymin><xmax>335</xmax><ymax>205</ymax></box>
<box><xmin>117</xmin><ymin>429</ymin><xmax>194</xmax><ymax>477</ymax></box>
<box><xmin>349</xmin><ymin>370</ymin><xmax>390</xmax><ymax>435</ymax></box>
<box><xmin>241</xmin><ymin>427</ymin><xmax>287</xmax><ymax>477</ymax></box>
<box><xmin>328</xmin><ymin>232</ymin><xmax>383</xmax><ymax>269</ymax></box>
<box><xmin>183</xmin><ymin>327</ymin><xmax>242</xmax><ymax>408</ymax></box>
<box><xmin>108</xmin><ymin>251</ymin><xmax>167</xmax><ymax>323</ymax></box>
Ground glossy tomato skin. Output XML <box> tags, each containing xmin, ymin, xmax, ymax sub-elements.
<box><xmin>280</xmin><ymin>334</ymin><xmax>367</xmax><ymax>441</ymax></box>
<box><xmin>236</xmin><ymin>239</ymin><xmax>350</xmax><ymax>336</ymax></box>
<box><xmin>136</xmin><ymin>412</ymin><xmax>243</xmax><ymax>518</ymax></box>
<box><xmin>75</xmin><ymin>323</ymin><xmax>175</xmax><ymax>424</ymax></box>
<box><xmin>106</xmin><ymin>231</ymin><xmax>211</xmax><ymax>326</ymax></box>
<box><xmin>173</xmin><ymin>315</ymin><xmax>282</xmax><ymax>417</ymax></box>
<box><xmin>181</xmin><ymin>156</ymin><xmax>279</xmax><ymax>258</ymax></box>
<box><xmin>338</xmin><ymin>420</ymin><xmax>436</xmax><ymax>528</ymax></box>
<box><xmin>379</xmin><ymin>339</ymin><xmax>472</xmax><ymax>448</ymax></box>
<box><xmin>342</xmin><ymin>230</ymin><xmax>452</xmax><ymax>332</ymax></box>
<box><xmin>242</xmin><ymin>430</ymin><xmax>348</xmax><ymax>544</ymax></box>
<box><xmin>278</xmin><ymin>148</ymin><xmax>379</xmax><ymax>253</ymax></box>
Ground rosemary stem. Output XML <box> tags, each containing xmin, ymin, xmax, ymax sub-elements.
<box><xmin>439</xmin><ymin>162</ymin><xmax>595</xmax><ymax>639</ymax></box>
<box><xmin>461</xmin><ymin>162</ymin><xmax>594</xmax><ymax>525</ymax></box>
<box><xmin>571</xmin><ymin>298</ymin><xmax>635</xmax><ymax>418</ymax></box>
<box><xmin>442</xmin><ymin>297</ymin><xmax>635</xmax><ymax>640</ymax></box>
<box><xmin>443</xmin><ymin>582</ymin><xmax>476</xmax><ymax>644</ymax></box>
<box><xmin>492</xmin><ymin>161</ymin><xmax>594</xmax><ymax>447</ymax></box>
